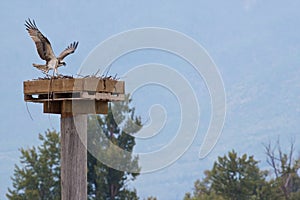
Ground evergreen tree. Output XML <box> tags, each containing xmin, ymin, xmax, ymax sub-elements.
<box><xmin>7</xmin><ymin>130</ymin><xmax>61</xmax><ymax>200</ymax></box>
<box><xmin>210</xmin><ymin>150</ymin><xmax>267</xmax><ymax>200</ymax></box>
<box><xmin>184</xmin><ymin>150</ymin><xmax>270</xmax><ymax>200</ymax></box>
<box><xmin>145</xmin><ymin>197</ymin><xmax>158</xmax><ymax>200</ymax></box>
<box><xmin>183</xmin><ymin>170</ymin><xmax>224</xmax><ymax>200</ymax></box>
<box><xmin>87</xmin><ymin>96</ymin><xmax>141</xmax><ymax>199</ymax></box>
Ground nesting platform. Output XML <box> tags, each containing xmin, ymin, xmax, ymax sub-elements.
<box><xmin>23</xmin><ymin>77</ymin><xmax>125</xmax><ymax>115</ymax></box>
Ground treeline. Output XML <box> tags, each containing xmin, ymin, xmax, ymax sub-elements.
<box><xmin>9</xmin><ymin>129</ymin><xmax>298</xmax><ymax>200</ymax></box>
<box><xmin>184</xmin><ymin>141</ymin><xmax>300</xmax><ymax>200</ymax></box>
<box><xmin>6</xmin><ymin>97</ymin><xmax>300</xmax><ymax>199</ymax></box>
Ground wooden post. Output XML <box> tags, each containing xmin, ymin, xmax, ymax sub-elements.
<box><xmin>61</xmin><ymin>114</ymin><xmax>87</xmax><ymax>200</ymax></box>
<box><xmin>23</xmin><ymin>77</ymin><xmax>125</xmax><ymax>199</ymax></box>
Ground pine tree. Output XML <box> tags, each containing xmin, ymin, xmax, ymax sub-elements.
<box><xmin>7</xmin><ymin>130</ymin><xmax>61</xmax><ymax>200</ymax></box>
<box><xmin>210</xmin><ymin>150</ymin><xmax>267</xmax><ymax>200</ymax></box>
<box><xmin>184</xmin><ymin>150</ymin><xmax>270</xmax><ymax>200</ymax></box>
<box><xmin>183</xmin><ymin>170</ymin><xmax>224</xmax><ymax>200</ymax></box>
<box><xmin>87</xmin><ymin>96</ymin><xmax>141</xmax><ymax>200</ymax></box>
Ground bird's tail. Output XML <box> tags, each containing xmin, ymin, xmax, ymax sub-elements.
<box><xmin>32</xmin><ymin>63</ymin><xmax>49</xmax><ymax>73</ymax></box>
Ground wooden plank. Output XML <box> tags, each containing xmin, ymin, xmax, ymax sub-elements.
<box><xmin>43</xmin><ymin>100</ymin><xmax>108</xmax><ymax>114</ymax></box>
<box><xmin>81</xmin><ymin>92</ymin><xmax>125</xmax><ymax>101</ymax></box>
<box><xmin>64</xmin><ymin>100</ymin><xmax>108</xmax><ymax>114</ymax></box>
<box><xmin>61</xmin><ymin>114</ymin><xmax>87</xmax><ymax>200</ymax></box>
<box><xmin>24</xmin><ymin>79</ymin><xmax>78</xmax><ymax>94</ymax></box>
<box><xmin>25</xmin><ymin>79</ymin><xmax>50</xmax><ymax>94</ymax></box>
<box><xmin>52</xmin><ymin>79</ymin><xmax>86</xmax><ymax>92</ymax></box>
<box><xmin>25</xmin><ymin>92</ymin><xmax>125</xmax><ymax>103</ymax></box>
<box><xmin>24</xmin><ymin>78</ymin><xmax>124</xmax><ymax>94</ymax></box>
<box><xmin>97</xmin><ymin>93</ymin><xmax>125</xmax><ymax>101</ymax></box>
<box><xmin>112</xmin><ymin>80</ymin><xmax>124</xmax><ymax>93</ymax></box>
<box><xmin>95</xmin><ymin>101</ymin><xmax>109</xmax><ymax>114</ymax></box>
<box><xmin>24</xmin><ymin>94</ymin><xmax>34</xmax><ymax>101</ymax></box>
<box><xmin>83</xmin><ymin>77</ymin><xmax>100</xmax><ymax>91</ymax></box>
<box><xmin>83</xmin><ymin>78</ymin><xmax>121</xmax><ymax>92</ymax></box>
<box><xmin>43</xmin><ymin>101</ymin><xmax>61</xmax><ymax>114</ymax></box>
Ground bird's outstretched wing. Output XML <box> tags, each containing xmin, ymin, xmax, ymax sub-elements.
<box><xmin>58</xmin><ymin>41</ymin><xmax>79</xmax><ymax>60</ymax></box>
<box><xmin>25</xmin><ymin>18</ymin><xmax>55</xmax><ymax>61</ymax></box>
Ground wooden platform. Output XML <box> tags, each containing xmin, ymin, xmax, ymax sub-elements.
<box><xmin>23</xmin><ymin>77</ymin><xmax>125</xmax><ymax>114</ymax></box>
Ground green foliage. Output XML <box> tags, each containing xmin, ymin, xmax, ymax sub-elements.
<box><xmin>87</xmin><ymin>96</ymin><xmax>142</xmax><ymax>200</ymax></box>
<box><xmin>185</xmin><ymin>146</ymin><xmax>300</xmax><ymax>200</ymax></box>
<box><xmin>183</xmin><ymin>170</ymin><xmax>224</xmax><ymax>200</ymax></box>
<box><xmin>145</xmin><ymin>197</ymin><xmax>158</xmax><ymax>200</ymax></box>
<box><xmin>210</xmin><ymin>150</ymin><xmax>266</xmax><ymax>200</ymax></box>
<box><xmin>184</xmin><ymin>151</ymin><xmax>271</xmax><ymax>200</ymax></box>
<box><xmin>7</xmin><ymin>130</ymin><xmax>61</xmax><ymax>200</ymax></box>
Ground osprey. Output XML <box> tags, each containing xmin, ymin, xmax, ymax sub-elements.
<box><xmin>25</xmin><ymin>19</ymin><xmax>79</xmax><ymax>76</ymax></box>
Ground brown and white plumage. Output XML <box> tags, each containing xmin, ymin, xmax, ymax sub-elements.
<box><xmin>25</xmin><ymin>18</ymin><xmax>78</xmax><ymax>75</ymax></box>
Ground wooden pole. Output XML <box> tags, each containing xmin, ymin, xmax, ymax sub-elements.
<box><xmin>61</xmin><ymin>114</ymin><xmax>87</xmax><ymax>200</ymax></box>
<box><xmin>23</xmin><ymin>78</ymin><xmax>125</xmax><ymax>199</ymax></box>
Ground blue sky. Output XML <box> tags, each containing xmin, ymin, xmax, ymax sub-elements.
<box><xmin>1</xmin><ymin>0</ymin><xmax>300</xmax><ymax>199</ymax></box>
